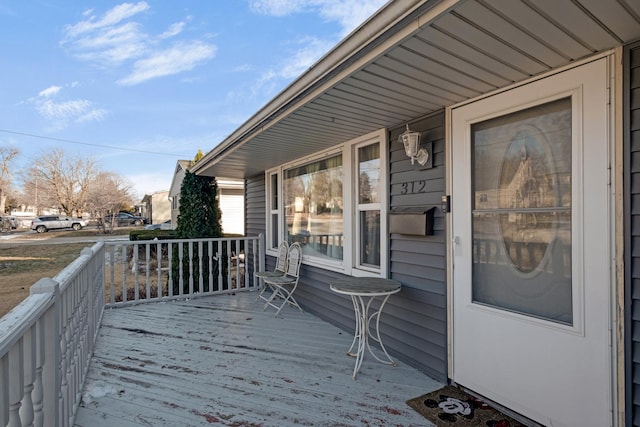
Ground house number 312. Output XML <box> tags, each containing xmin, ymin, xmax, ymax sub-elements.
<box><xmin>400</xmin><ymin>180</ymin><xmax>428</xmax><ymax>194</ymax></box>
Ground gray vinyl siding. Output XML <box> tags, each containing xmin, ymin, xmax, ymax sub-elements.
<box><xmin>245</xmin><ymin>176</ymin><xmax>265</xmax><ymax>238</ymax></box>
<box><xmin>626</xmin><ymin>41</ymin><xmax>640</xmax><ymax>427</ymax></box>
<box><xmin>244</xmin><ymin>113</ymin><xmax>448</xmax><ymax>382</ymax></box>
<box><xmin>387</xmin><ymin>111</ymin><xmax>447</xmax><ymax>381</ymax></box>
<box><xmin>245</xmin><ymin>176</ymin><xmax>265</xmax><ymax>286</ymax></box>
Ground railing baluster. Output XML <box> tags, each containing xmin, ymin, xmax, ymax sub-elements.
<box><xmin>226</xmin><ymin>244</ymin><xmax>232</xmax><ymax>292</ymax></box>
<box><xmin>18</xmin><ymin>327</ymin><xmax>36</xmax><ymax>427</ymax></box>
<box><xmin>198</xmin><ymin>242</ymin><xmax>203</xmax><ymax>294</ymax></box>
<box><xmin>121</xmin><ymin>245</ymin><xmax>127</xmax><ymax>303</ymax></box>
<box><xmin>208</xmin><ymin>240</ymin><xmax>214</xmax><ymax>293</ymax></box>
<box><xmin>156</xmin><ymin>242</ymin><xmax>162</xmax><ymax>298</ymax></box>
<box><xmin>188</xmin><ymin>242</ymin><xmax>194</xmax><ymax>295</ymax></box>
<box><xmin>217</xmin><ymin>241</ymin><xmax>223</xmax><ymax>288</ymax></box>
<box><xmin>32</xmin><ymin>316</ymin><xmax>44</xmax><ymax>426</ymax></box>
<box><xmin>109</xmin><ymin>245</ymin><xmax>115</xmax><ymax>304</ymax></box>
<box><xmin>145</xmin><ymin>243</ymin><xmax>151</xmax><ymax>300</ymax></box>
<box><xmin>168</xmin><ymin>243</ymin><xmax>174</xmax><ymax>297</ymax></box>
<box><xmin>59</xmin><ymin>286</ymin><xmax>69</xmax><ymax>426</ymax></box>
<box><xmin>178</xmin><ymin>243</ymin><xmax>184</xmax><ymax>295</ymax></box>
<box><xmin>7</xmin><ymin>339</ymin><xmax>24</xmax><ymax>427</ymax></box>
<box><xmin>133</xmin><ymin>244</ymin><xmax>140</xmax><ymax>301</ymax></box>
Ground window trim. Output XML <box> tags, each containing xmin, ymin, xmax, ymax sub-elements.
<box><xmin>265</xmin><ymin>128</ymin><xmax>388</xmax><ymax>277</ymax></box>
<box><xmin>353</xmin><ymin>137</ymin><xmax>387</xmax><ymax>276</ymax></box>
<box><xmin>266</xmin><ymin>171</ymin><xmax>280</xmax><ymax>251</ymax></box>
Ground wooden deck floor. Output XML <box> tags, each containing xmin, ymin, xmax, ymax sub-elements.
<box><xmin>75</xmin><ymin>292</ymin><xmax>442</xmax><ymax>426</ymax></box>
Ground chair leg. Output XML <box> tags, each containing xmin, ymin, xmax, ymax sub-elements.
<box><xmin>263</xmin><ymin>284</ymin><xmax>285</xmax><ymax>310</ymax></box>
<box><xmin>256</xmin><ymin>281</ymin><xmax>270</xmax><ymax>302</ymax></box>
<box><xmin>272</xmin><ymin>284</ymin><xmax>303</xmax><ymax>317</ymax></box>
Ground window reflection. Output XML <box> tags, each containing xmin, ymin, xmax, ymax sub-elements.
<box><xmin>284</xmin><ymin>155</ymin><xmax>344</xmax><ymax>260</ymax></box>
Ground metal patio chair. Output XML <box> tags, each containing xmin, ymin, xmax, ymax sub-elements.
<box><xmin>255</xmin><ymin>241</ymin><xmax>288</xmax><ymax>303</ymax></box>
<box><xmin>262</xmin><ymin>242</ymin><xmax>303</xmax><ymax>317</ymax></box>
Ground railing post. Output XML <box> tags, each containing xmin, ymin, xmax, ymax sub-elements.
<box><xmin>30</xmin><ymin>278</ymin><xmax>61</xmax><ymax>427</ymax></box>
<box><xmin>258</xmin><ymin>234</ymin><xmax>265</xmax><ymax>288</ymax></box>
<box><xmin>259</xmin><ymin>233</ymin><xmax>266</xmax><ymax>271</ymax></box>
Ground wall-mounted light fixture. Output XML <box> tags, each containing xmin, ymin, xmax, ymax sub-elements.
<box><xmin>399</xmin><ymin>124</ymin><xmax>429</xmax><ymax>166</ymax></box>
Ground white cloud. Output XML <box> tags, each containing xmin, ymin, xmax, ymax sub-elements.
<box><xmin>117</xmin><ymin>41</ymin><xmax>216</xmax><ymax>86</ymax></box>
<box><xmin>39</xmin><ymin>85</ymin><xmax>62</xmax><ymax>97</ymax></box>
<box><xmin>30</xmin><ymin>85</ymin><xmax>107</xmax><ymax>131</ymax></box>
<box><xmin>249</xmin><ymin>0</ymin><xmax>307</xmax><ymax>16</ymax></box>
<box><xmin>279</xmin><ymin>36</ymin><xmax>334</xmax><ymax>78</ymax></box>
<box><xmin>159</xmin><ymin>21</ymin><xmax>187</xmax><ymax>39</ymax></box>
<box><xmin>61</xmin><ymin>3</ymin><xmax>214</xmax><ymax>85</ymax></box>
<box><xmin>64</xmin><ymin>2</ymin><xmax>150</xmax><ymax>38</ymax></box>
<box><xmin>249</xmin><ymin>0</ymin><xmax>387</xmax><ymax>35</ymax></box>
<box><xmin>244</xmin><ymin>0</ymin><xmax>386</xmax><ymax>100</ymax></box>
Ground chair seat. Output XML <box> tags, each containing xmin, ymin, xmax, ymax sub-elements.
<box><xmin>255</xmin><ymin>271</ymin><xmax>285</xmax><ymax>279</ymax></box>
<box><xmin>262</xmin><ymin>275</ymin><xmax>296</xmax><ymax>285</ymax></box>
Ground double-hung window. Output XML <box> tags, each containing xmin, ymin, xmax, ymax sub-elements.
<box><xmin>266</xmin><ymin>129</ymin><xmax>387</xmax><ymax>276</ymax></box>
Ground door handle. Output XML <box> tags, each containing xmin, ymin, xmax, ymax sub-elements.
<box><xmin>452</xmin><ymin>236</ymin><xmax>460</xmax><ymax>256</ymax></box>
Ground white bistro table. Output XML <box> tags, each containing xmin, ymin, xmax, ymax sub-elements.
<box><xmin>329</xmin><ymin>277</ymin><xmax>401</xmax><ymax>379</ymax></box>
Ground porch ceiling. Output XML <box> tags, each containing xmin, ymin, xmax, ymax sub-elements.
<box><xmin>193</xmin><ymin>0</ymin><xmax>640</xmax><ymax>180</ymax></box>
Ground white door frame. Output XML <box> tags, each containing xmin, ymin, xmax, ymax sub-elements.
<box><xmin>444</xmin><ymin>51</ymin><xmax>621</xmax><ymax>425</ymax></box>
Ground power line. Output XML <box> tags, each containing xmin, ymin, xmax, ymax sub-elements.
<box><xmin>0</xmin><ymin>129</ymin><xmax>193</xmax><ymax>158</ymax></box>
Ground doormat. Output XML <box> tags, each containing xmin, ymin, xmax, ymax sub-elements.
<box><xmin>406</xmin><ymin>385</ymin><xmax>526</xmax><ymax>426</ymax></box>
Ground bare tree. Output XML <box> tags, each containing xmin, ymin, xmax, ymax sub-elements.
<box><xmin>86</xmin><ymin>171</ymin><xmax>134</xmax><ymax>231</ymax></box>
<box><xmin>0</xmin><ymin>147</ymin><xmax>19</xmax><ymax>213</ymax></box>
<box><xmin>27</xmin><ymin>149</ymin><xmax>97</xmax><ymax>216</ymax></box>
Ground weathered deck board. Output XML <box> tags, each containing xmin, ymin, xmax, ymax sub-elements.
<box><xmin>75</xmin><ymin>293</ymin><xmax>441</xmax><ymax>426</ymax></box>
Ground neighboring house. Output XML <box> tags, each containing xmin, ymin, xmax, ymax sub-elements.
<box><xmin>190</xmin><ymin>1</ymin><xmax>640</xmax><ymax>425</ymax></box>
<box><xmin>217</xmin><ymin>179</ymin><xmax>245</xmax><ymax>235</ymax></box>
<box><xmin>141</xmin><ymin>190</ymin><xmax>171</xmax><ymax>225</ymax></box>
<box><xmin>169</xmin><ymin>160</ymin><xmax>245</xmax><ymax>235</ymax></box>
<box><xmin>168</xmin><ymin>160</ymin><xmax>191</xmax><ymax>227</ymax></box>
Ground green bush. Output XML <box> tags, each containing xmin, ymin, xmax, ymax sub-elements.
<box><xmin>172</xmin><ymin>172</ymin><xmax>224</xmax><ymax>295</ymax></box>
<box><xmin>129</xmin><ymin>229</ymin><xmax>178</xmax><ymax>241</ymax></box>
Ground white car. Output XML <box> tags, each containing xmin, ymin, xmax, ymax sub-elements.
<box><xmin>31</xmin><ymin>215</ymin><xmax>87</xmax><ymax>233</ymax></box>
<box><xmin>144</xmin><ymin>220</ymin><xmax>173</xmax><ymax>230</ymax></box>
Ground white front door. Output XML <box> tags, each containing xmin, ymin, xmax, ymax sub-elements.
<box><xmin>451</xmin><ymin>58</ymin><xmax>612</xmax><ymax>426</ymax></box>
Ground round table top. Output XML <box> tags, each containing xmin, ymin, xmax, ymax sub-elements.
<box><xmin>330</xmin><ymin>277</ymin><xmax>401</xmax><ymax>296</ymax></box>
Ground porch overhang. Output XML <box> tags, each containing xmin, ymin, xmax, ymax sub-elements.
<box><xmin>191</xmin><ymin>0</ymin><xmax>640</xmax><ymax>180</ymax></box>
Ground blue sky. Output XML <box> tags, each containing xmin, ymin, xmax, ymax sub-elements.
<box><xmin>0</xmin><ymin>0</ymin><xmax>386</xmax><ymax>199</ymax></box>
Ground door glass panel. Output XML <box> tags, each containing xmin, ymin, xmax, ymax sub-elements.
<box><xmin>471</xmin><ymin>97</ymin><xmax>572</xmax><ymax>325</ymax></box>
<box><xmin>359</xmin><ymin>210</ymin><xmax>380</xmax><ymax>267</ymax></box>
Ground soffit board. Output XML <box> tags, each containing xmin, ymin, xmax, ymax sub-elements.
<box><xmin>196</xmin><ymin>0</ymin><xmax>640</xmax><ymax>179</ymax></box>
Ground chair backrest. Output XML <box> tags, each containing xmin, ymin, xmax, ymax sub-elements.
<box><xmin>285</xmin><ymin>243</ymin><xmax>302</xmax><ymax>278</ymax></box>
<box><xmin>275</xmin><ymin>241</ymin><xmax>289</xmax><ymax>273</ymax></box>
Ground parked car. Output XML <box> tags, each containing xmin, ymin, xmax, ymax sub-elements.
<box><xmin>144</xmin><ymin>220</ymin><xmax>173</xmax><ymax>230</ymax></box>
<box><xmin>104</xmin><ymin>212</ymin><xmax>147</xmax><ymax>227</ymax></box>
<box><xmin>31</xmin><ymin>215</ymin><xmax>87</xmax><ymax>233</ymax></box>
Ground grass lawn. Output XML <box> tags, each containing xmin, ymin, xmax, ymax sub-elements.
<box><xmin>0</xmin><ymin>227</ymin><xmax>134</xmax><ymax>318</ymax></box>
<box><xmin>0</xmin><ymin>242</ymin><xmax>92</xmax><ymax>317</ymax></box>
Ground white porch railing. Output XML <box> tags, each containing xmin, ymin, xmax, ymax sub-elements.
<box><xmin>0</xmin><ymin>235</ymin><xmax>265</xmax><ymax>427</ymax></box>
<box><xmin>104</xmin><ymin>236</ymin><xmax>262</xmax><ymax>306</ymax></box>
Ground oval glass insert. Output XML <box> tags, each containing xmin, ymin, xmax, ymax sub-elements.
<box><xmin>498</xmin><ymin>125</ymin><xmax>557</xmax><ymax>274</ymax></box>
